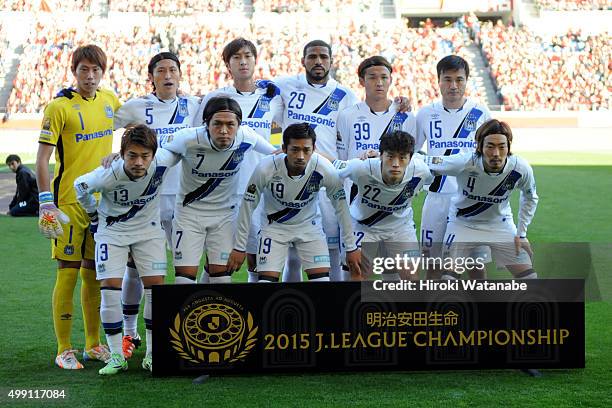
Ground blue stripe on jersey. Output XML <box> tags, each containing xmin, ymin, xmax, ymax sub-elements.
<box><xmin>171</xmin><ymin>97</ymin><xmax>189</xmax><ymax>124</ymax></box>
<box><xmin>105</xmin><ymin>166</ymin><xmax>166</xmax><ymax>226</ymax></box>
<box><xmin>456</xmin><ymin>170</ymin><xmax>522</xmax><ymax>218</ymax></box>
<box><xmin>358</xmin><ymin>177</ymin><xmax>421</xmax><ymax>227</ymax></box>
<box><xmin>182</xmin><ymin>142</ymin><xmax>251</xmax><ymax>206</ymax></box>
<box><xmin>267</xmin><ymin>171</ymin><xmax>323</xmax><ymax>223</ymax></box>
<box><xmin>310</xmin><ymin>87</ymin><xmax>347</xmax><ymax>129</ymax></box>
<box><xmin>248</xmin><ymin>95</ymin><xmax>272</xmax><ymax>119</ymax></box>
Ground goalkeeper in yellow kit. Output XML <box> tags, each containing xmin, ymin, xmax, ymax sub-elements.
<box><xmin>36</xmin><ymin>44</ymin><xmax>121</xmax><ymax>369</ymax></box>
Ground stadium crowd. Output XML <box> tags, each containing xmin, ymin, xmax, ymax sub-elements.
<box><xmin>4</xmin><ymin>12</ymin><xmax>610</xmax><ymax>113</ymax></box>
<box><xmin>108</xmin><ymin>0</ymin><xmax>243</xmax><ymax>13</ymax></box>
<box><xmin>534</xmin><ymin>0</ymin><xmax>610</xmax><ymax>11</ymax></box>
<box><xmin>477</xmin><ymin>20</ymin><xmax>610</xmax><ymax>110</ymax></box>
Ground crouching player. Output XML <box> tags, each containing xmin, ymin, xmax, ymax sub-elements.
<box><xmin>334</xmin><ymin>131</ymin><xmax>432</xmax><ymax>280</ymax></box>
<box><xmin>425</xmin><ymin>119</ymin><xmax>539</xmax><ymax>279</ymax></box>
<box><xmin>226</xmin><ymin>123</ymin><xmax>361</xmax><ymax>281</ymax></box>
<box><xmin>74</xmin><ymin>125</ymin><xmax>179</xmax><ymax>375</ymax></box>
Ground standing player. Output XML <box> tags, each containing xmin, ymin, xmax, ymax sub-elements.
<box><xmin>336</xmin><ymin>56</ymin><xmax>416</xmax><ymax>162</ymax></box>
<box><xmin>425</xmin><ymin>119</ymin><xmax>538</xmax><ymax>279</ymax></box>
<box><xmin>226</xmin><ymin>123</ymin><xmax>361</xmax><ymax>282</ymax></box>
<box><xmin>415</xmin><ymin>55</ymin><xmax>491</xmax><ymax>279</ymax></box>
<box><xmin>196</xmin><ymin>38</ymin><xmax>283</xmax><ymax>283</ymax></box>
<box><xmin>113</xmin><ymin>52</ymin><xmax>200</xmax><ymax>358</ymax></box>
<box><xmin>75</xmin><ymin>125</ymin><xmax>179</xmax><ymax>374</ymax></box>
<box><xmin>334</xmin><ymin>131</ymin><xmax>432</xmax><ymax>280</ymax></box>
<box><xmin>272</xmin><ymin>40</ymin><xmax>359</xmax><ymax>281</ymax></box>
<box><xmin>164</xmin><ymin>97</ymin><xmax>276</xmax><ymax>284</ymax></box>
<box><xmin>36</xmin><ymin>45</ymin><xmax>121</xmax><ymax>369</ymax></box>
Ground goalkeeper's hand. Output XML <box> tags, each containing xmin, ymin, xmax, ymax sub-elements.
<box><xmin>88</xmin><ymin>211</ymin><xmax>99</xmax><ymax>234</ymax></box>
<box><xmin>38</xmin><ymin>192</ymin><xmax>70</xmax><ymax>239</ymax></box>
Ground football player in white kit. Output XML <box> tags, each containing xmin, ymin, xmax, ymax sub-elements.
<box><xmin>164</xmin><ymin>97</ymin><xmax>276</xmax><ymax>284</ymax></box>
<box><xmin>415</xmin><ymin>55</ymin><xmax>491</xmax><ymax>279</ymax></box>
<box><xmin>336</xmin><ymin>56</ymin><xmax>417</xmax><ymax>162</ymax></box>
<box><xmin>226</xmin><ymin>123</ymin><xmax>361</xmax><ymax>282</ymax></box>
<box><xmin>334</xmin><ymin>131</ymin><xmax>432</xmax><ymax>280</ymax></box>
<box><xmin>113</xmin><ymin>52</ymin><xmax>200</xmax><ymax>358</ymax></box>
<box><xmin>74</xmin><ymin>125</ymin><xmax>180</xmax><ymax>375</ymax></box>
<box><xmin>425</xmin><ymin>119</ymin><xmax>539</xmax><ymax>279</ymax></box>
<box><xmin>271</xmin><ymin>40</ymin><xmax>360</xmax><ymax>282</ymax></box>
<box><xmin>197</xmin><ymin>38</ymin><xmax>283</xmax><ymax>283</ymax></box>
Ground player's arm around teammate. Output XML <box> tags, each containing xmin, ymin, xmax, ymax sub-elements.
<box><xmin>74</xmin><ymin>125</ymin><xmax>179</xmax><ymax>375</ymax></box>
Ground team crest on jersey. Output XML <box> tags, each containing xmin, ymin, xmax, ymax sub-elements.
<box><xmin>465</xmin><ymin>113</ymin><xmax>478</xmax><ymax>131</ymax></box>
<box><xmin>104</xmin><ymin>105</ymin><xmax>114</xmax><ymax>118</ymax></box>
<box><xmin>42</xmin><ymin>117</ymin><xmax>51</xmax><ymax>131</ymax></box>
<box><xmin>150</xmin><ymin>172</ymin><xmax>163</xmax><ymax>189</ymax></box>
<box><xmin>257</xmin><ymin>98</ymin><xmax>270</xmax><ymax>112</ymax></box>
<box><xmin>503</xmin><ymin>179</ymin><xmax>518</xmax><ymax>190</ymax></box>
<box><xmin>178</xmin><ymin>98</ymin><xmax>189</xmax><ymax>116</ymax></box>
<box><xmin>401</xmin><ymin>187</ymin><xmax>415</xmax><ymax>199</ymax></box>
<box><xmin>328</xmin><ymin>98</ymin><xmax>340</xmax><ymax>111</ymax></box>
<box><xmin>272</xmin><ymin>175</ymin><xmax>282</xmax><ymax>181</ymax></box>
<box><xmin>247</xmin><ymin>184</ymin><xmax>257</xmax><ymax>194</ymax></box>
<box><xmin>306</xmin><ymin>180</ymin><xmax>320</xmax><ymax>193</ymax></box>
<box><xmin>64</xmin><ymin>245</ymin><xmax>74</xmax><ymax>255</ymax></box>
<box><xmin>431</xmin><ymin>113</ymin><xmax>440</xmax><ymax>120</ymax></box>
<box><xmin>231</xmin><ymin>150</ymin><xmax>244</xmax><ymax>164</ymax></box>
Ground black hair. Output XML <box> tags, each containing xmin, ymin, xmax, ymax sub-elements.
<box><xmin>120</xmin><ymin>124</ymin><xmax>158</xmax><ymax>157</ymax></box>
<box><xmin>379</xmin><ymin>131</ymin><xmax>415</xmax><ymax>156</ymax></box>
<box><xmin>436</xmin><ymin>55</ymin><xmax>469</xmax><ymax>79</ymax></box>
<box><xmin>202</xmin><ymin>96</ymin><xmax>242</xmax><ymax>126</ymax></box>
<box><xmin>222</xmin><ymin>38</ymin><xmax>257</xmax><ymax>65</ymax></box>
<box><xmin>358</xmin><ymin>55</ymin><xmax>393</xmax><ymax>78</ymax></box>
<box><xmin>282</xmin><ymin>123</ymin><xmax>316</xmax><ymax>147</ymax></box>
<box><xmin>303</xmin><ymin>40</ymin><xmax>332</xmax><ymax>58</ymax></box>
<box><xmin>5</xmin><ymin>154</ymin><xmax>20</xmax><ymax>164</ymax></box>
<box><xmin>147</xmin><ymin>52</ymin><xmax>181</xmax><ymax>76</ymax></box>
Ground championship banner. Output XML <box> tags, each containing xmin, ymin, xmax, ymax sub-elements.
<box><xmin>153</xmin><ymin>279</ymin><xmax>584</xmax><ymax>376</ymax></box>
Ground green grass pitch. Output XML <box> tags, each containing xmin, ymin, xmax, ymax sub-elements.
<box><xmin>0</xmin><ymin>152</ymin><xmax>611</xmax><ymax>407</ymax></box>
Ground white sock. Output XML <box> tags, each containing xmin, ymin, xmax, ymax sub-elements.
<box><xmin>209</xmin><ymin>275</ymin><xmax>232</xmax><ymax>284</ymax></box>
<box><xmin>328</xmin><ymin>248</ymin><xmax>343</xmax><ymax>281</ymax></box>
<box><xmin>122</xmin><ymin>265</ymin><xmax>143</xmax><ymax>337</ymax></box>
<box><xmin>247</xmin><ymin>270</ymin><xmax>259</xmax><ymax>283</ymax></box>
<box><xmin>161</xmin><ymin>218</ymin><xmax>173</xmax><ymax>251</ymax></box>
<box><xmin>100</xmin><ymin>287</ymin><xmax>123</xmax><ymax>356</ymax></box>
<box><xmin>143</xmin><ymin>288</ymin><xmax>153</xmax><ymax>356</ymax></box>
<box><xmin>282</xmin><ymin>246</ymin><xmax>303</xmax><ymax>282</ymax></box>
<box><xmin>175</xmin><ymin>275</ymin><xmax>196</xmax><ymax>284</ymax></box>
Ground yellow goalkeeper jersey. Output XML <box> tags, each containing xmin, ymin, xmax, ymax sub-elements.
<box><xmin>39</xmin><ymin>88</ymin><xmax>121</xmax><ymax>205</ymax></box>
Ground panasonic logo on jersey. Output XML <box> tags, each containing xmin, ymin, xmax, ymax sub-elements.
<box><xmin>429</xmin><ymin>140</ymin><xmax>477</xmax><ymax>149</ymax></box>
<box><xmin>356</xmin><ymin>142</ymin><xmax>380</xmax><ymax>150</ymax></box>
<box><xmin>75</xmin><ymin>129</ymin><xmax>113</xmax><ymax>142</ymax></box>
<box><xmin>287</xmin><ymin>110</ymin><xmax>335</xmax><ymax>128</ymax></box>
<box><xmin>242</xmin><ymin>120</ymin><xmax>271</xmax><ymax>129</ymax></box>
<box><xmin>462</xmin><ymin>190</ymin><xmax>509</xmax><ymax>203</ymax></box>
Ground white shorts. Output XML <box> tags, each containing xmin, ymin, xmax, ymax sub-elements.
<box><xmin>160</xmin><ymin>194</ymin><xmax>175</xmax><ymax>223</ymax></box>
<box><xmin>318</xmin><ymin>191</ymin><xmax>340</xmax><ymax>250</ymax></box>
<box><xmin>95</xmin><ymin>236</ymin><xmax>167</xmax><ymax>280</ymax></box>
<box><xmin>442</xmin><ymin>220</ymin><xmax>532</xmax><ymax>269</ymax></box>
<box><xmin>257</xmin><ymin>223</ymin><xmax>330</xmax><ymax>273</ymax></box>
<box><xmin>172</xmin><ymin>205</ymin><xmax>236</xmax><ymax>266</ymax></box>
<box><xmin>420</xmin><ymin>192</ymin><xmax>452</xmax><ymax>256</ymax></box>
<box><xmin>353</xmin><ymin>224</ymin><xmax>420</xmax><ymax>277</ymax></box>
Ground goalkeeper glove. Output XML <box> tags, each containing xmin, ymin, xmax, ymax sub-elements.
<box><xmin>88</xmin><ymin>211</ymin><xmax>99</xmax><ymax>234</ymax></box>
<box><xmin>38</xmin><ymin>192</ymin><xmax>71</xmax><ymax>239</ymax></box>
<box><xmin>255</xmin><ymin>79</ymin><xmax>280</xmax><ymax>98</ymax></box>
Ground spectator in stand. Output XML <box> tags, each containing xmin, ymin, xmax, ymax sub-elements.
<box><xmin>535</xmin><ymin>0</ymin><xmax>610</xmax><ymax>11</ymax></box>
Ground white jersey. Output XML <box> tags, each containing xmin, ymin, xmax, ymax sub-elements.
<box><xmin>425</xmin><ymin>152</ymin><xmax>538</xmax><ymax>237</ymax></box>
<box><xmin>162</xmin><ymin>125</ymin><xmax>276</xmax><ymax>213</ymax></box>
<box><xmin>415</xmin><ymin>99</ymin><xmax>491</xmax><ymax>194</ymax></box>
<box><xmin>197</xmin><ymin>86</ymin><xmax>283</xmax><ymax>194</ymax></box>
<box><xmin>114</xmin><ymin>94</ymin><xmax>201</xmax><ymax>195</ymax></box>
<box><xmin>336</xmin><ymin>101</ymin><xmax>417</xmax><ymax>160</ymax></box>
<box><xmin>275</xmin><ymin>74</ymin><xmax>359</xmax><ymax>159</ymax></box>
<box><xmin>334</xmin><ymin>157</ymin><xmax>432</xmax><ymax>231</ymax></box>
<box><xmin>235</xmin><ymin>153</ymin><xmax>356</xmax><ymax>252</ymax></box>
<box><xmin>74</xmin><ymin>149</ymin><xmax>179</xmax><ymax>242</ymax></box>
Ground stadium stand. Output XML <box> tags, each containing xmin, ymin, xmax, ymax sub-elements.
<box><xmin>0</xmin><ymin>0</ymin><xmax>92</xmax><ymax>12</ymax></box>
<box><xmin>534</xmin><ymin>0</ymin><xmax>610</xmax><ymax>11</ymax></box>
<box><xmin>477</xmin><ymin>20</ymin><xmax>610</xmax><ymax>110</ymax></box>
<box><xmin>109</xmin><ymin>0</ymin><xmax>243</xmax><ymax>13</ymax></box>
